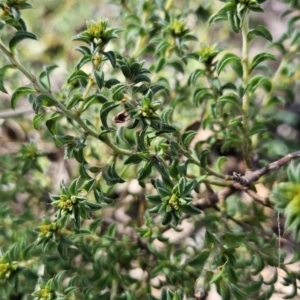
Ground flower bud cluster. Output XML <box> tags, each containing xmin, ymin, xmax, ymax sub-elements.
<box><xmin>168</xmin><ymin>194</ymin><xmax>180</xmax><ymax>211</ymax></box>
<box><xmin>0</xmin><ymin>259</ymin><xmax>18</xmax><ymax>279</ymax></box>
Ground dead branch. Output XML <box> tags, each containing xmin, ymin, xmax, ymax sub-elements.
<box><xmin>0</xmin><ymin>108</ymin><xmax>34</xmax><ymax>119</ymax></box>
<box><xmin>233</xmin><ymin>150</ymin><xmax>300</xmax><ymax>186</ymax></box>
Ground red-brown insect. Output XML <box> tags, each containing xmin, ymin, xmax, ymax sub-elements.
<box><xmin>113</xmin><ymin>110</ymin><xmax>128</xmax><ymax>123</ymax></box>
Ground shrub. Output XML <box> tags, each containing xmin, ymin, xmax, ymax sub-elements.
<box><xmin>0</xmin><ymin>0</ymin><xmax>300</xmax><ymax>299</ymax></box>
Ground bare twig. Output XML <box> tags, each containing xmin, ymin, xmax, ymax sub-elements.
<box><xmin>244</xmin><ymin>189</ymin><xmax>271</xmax><ymax>207</ymax></box>
<box><xmin>231</xmin><ymin>182</ymin><xmax>273</xmax><ymax>208</ymax></box>
<box><xmin>233</xmin><ymin>150</ymin><xmax>300</xmax><ymax>186</ymax></box>
<box><xmin>0</xmin><ymin>108</ymin><xmax>33</xmax><ymax>119</ymax></box>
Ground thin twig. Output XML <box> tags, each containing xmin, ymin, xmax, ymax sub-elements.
<box><xmin>0</xmin><ymin>108</ymin><xmax>34</xmax><ymax>119</ymax></box>
<box><xmin>233</xmin><ymin>150</ymin><xmax>300</xmax><ymax>186</ymax></box>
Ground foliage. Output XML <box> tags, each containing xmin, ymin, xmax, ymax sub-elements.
<box><xmin>0</xmin><ymin>0</ymin><xmax>300</xmax><ymax>299</ymax></box>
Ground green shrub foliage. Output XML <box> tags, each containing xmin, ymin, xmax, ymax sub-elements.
<box><xmin>0</xmin><ymin>0</ymin><xmax>300</xmax><ymax>299</ymax></box>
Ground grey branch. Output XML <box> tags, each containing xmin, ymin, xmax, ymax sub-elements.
<box><xmin>233</xmin><ymin>150</ymin><xmax>300</xmax><ymax>186</ymax></box>
<box><xmin>0</xmin><ymin>108</ymin><xmax>34</xmax><ymax>119</ymax></box>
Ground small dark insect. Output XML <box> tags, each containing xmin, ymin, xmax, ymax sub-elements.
<box><xmin>113</xmin><ymin>110</ymin><xmax>128</xmax><ymax>123</ymax></box>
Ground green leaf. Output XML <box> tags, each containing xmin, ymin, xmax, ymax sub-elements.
<box><xmin>136</xmin><ymin>130</ymin><xmax>148</xmax><ymax>152</ymax></box>
<box><xmin>166</xmin><ymin>61</ymin><xmax>184</xmax><ymax>73</ymax></box>
<box><xmin>85</xmin><ymin>201</ymin><xmax>102</xmax><ymax>211</ymax></box>
<box><xmin>161</xmin><ymin>211</ymin><xmax>173</xmax><ymax>225</ymax></box>
<box><xmin>250</xmin><ymin>52</ymin><xmax>276</xmax><ymax>72</ymax></box>
<box><xmin>35</xmin><ymin>94</ymin><xmax>56</xmax><ymax>108</ymax></box>
<box><xmin>200</xmin><ymin>149</ymin><xmax>210</xmax><ymax>168</ymax></box>
<box><xmin>270</xmin><ymin>181</ymin><xmax>300</xmax><ymax>240</ymax></box>
<box><xmin>76</xmin><ymin>54</ymin><xmax>92</xmax><ymax>69</ymax></box>
<box><xmin>247</xmin><ymin>75</ymin><xmax>272</xmax><ymax>94</ymax></box>
<box><xmin>182</xmin><ymin>130</ymin><xmax>197</xmax><ymax>147</ymax></box>
<box><xmin>32</xmin><ymin>113</ymin><xmax>45</xmax><ymax>130</ymax></box>
<box><xmin>152</xmin><ymin>156</ymin><xmax>170</xmax><ymax>179</ymax></box>
<box><xmin>75</xmin><ymin>45</ymin><xmax>91</xmax><ymax>55</ymax></box>
<box><xmin>205</xmin><ymin>230</ymin><xmax>221</xmax><ymax>246</ymax></box>
<box><xmin>248</xmin><ymin>2</ymin><xmax>264</xmax><ymax>12</ymax></box>
<box><xmin>157</xmin><ymin>123</ymin><xmax>177</xmax><ymax>134</ymax></box>
<box><xmin>94</xmin><ymin>70</ymin><xmax>104</xmax><ymax>89</ymax></box>
<box><xmin>217</xmin><ymin>93</ymin><xmax>241</xmax><ymax>110</ymax></box>
<box><xmin>193</xmin><ymin>88</ymin><xmax>214</xmax><ymax>105</ymax></box>
<box><xmin>181</xmin><ymin>205</ymin><xmax>202</xmax><ymax>215</ymax></box>
<box><xmin>79</xmin><ymin>164</ymin><xmax>92</xmax><ymax>180</ymax></box>
<box><xmin>228</xmin><ymin>10</ymin><xmax>241</xmax><ymax>33</ymax></box>
<box><xmin>73</xmin><ymin>148</ymin><xmax>86</xmax><ymax>163</ymax></box>
<box><xmin>137</xmin><ymin>161</ymin><xmax>153</xmax><ymax>181</ymax></box>
<box><xmin>230</xmin><ymin>284</ymin><xmax>248</xmax><ymax>300</ymax></box>
<box><xmin>249</xmin><ymin>123</ymin><xmax>266</xmax><ymax>136</ymax></box>
<box><xmin>110</xmin><ymin>83</ymin><xmax>126</xmax><ymax>101</ymax></box>
<box><xmin>208</xmin><ymin>2</ymin><xmax>237</xmax><ymax>27</ymax></box>
<box><xmin>291</xmin><ymin>30</ymin><xmax>300</xmax><ymax>47</ymax></box>
<box><xmin>0</xmin><ymin>65</ymin><xmax>15</xmax><ymax>93</ymax></box>
<box><xmin>125</xmin><ymin>291</ymin><xmax>136</xmax><ymax>300</ymax></box>
<box><xmin>247</xmin><ymin>25</ymin><xmax>273</xmax><ymax>42</ymax></box>
<box><xmin>208</xmin><ymin>12</ymin><xmax>228</xmax><ymax>26</ymax></box>
<box><xmin>287</xmin><ymin>162</ymin><xmax>300</xmax><ymax>183</ymax></box>
<box><xmin>53</xmin><ymin>270</ymin><xmax>66</xmax><ymax>291</ymax></box>
<box><xmin>155</xmin><ymin>39</ymin><xmax>171</xmax><ymax>55</ymax></box>
<box><xmin>150</xmin><ymin>84</ymin><xmax>167</xmax><ymax>95</ymax></box>
<box><xmin>188</xmin><ymin>250</ymin><xmax>210</xmax><ymax>268</ymax></box>
<box><xmin>57</xmin><ymin>242</ymin><xmax>69</xmax><ymax>261</ymax></box>
<box><xmin>175</xmin><ymin>178</ymin><xmax>185</xmax><ymax>196</ymax></box>
<box><xmin>102</xmin><ymin>160</ymin><xmax>125</xmax><ymax>185</ymax></box>
<box><xmin>66</xmin><ymin>93</ymin><xmax>82</xmax><ymax>109</ymax></box>
<box><xmin>146</xmin><ymin>195</ymin><xmax>162</xmax><ymax>205</ymax></box>
<box><xmin>82</xmin><ymin>94</ymin><xmax>107</xmax><ymax>112</ymax></box>
<box><xmin>133</xmin><ymin>74</ymin><xmax>151</xmax><ymax>84</ymax></box>
<box><xmin>11</xmin><ymin>86</ymin><xmax>35</xmax><ymax>109</ymax></box>
<box><xmin>201</xmin><ymin>116</ymin><xmax>213</xmax><ymax>129</ymax></box>
<box><xmin>256</xmin><ymin>285</ymin><xmax>274</xmax><ymax>300</ymax></box>
<box><xmin>100</xmin><ymin>101</ymin><xmax>119</xmax><ymax>128</ymax></box>
<box><xmin>209</xmin><ymin>267</ymin><xmax>225</xmax><ymax>284</ymax></box>
<box><xmin>67</xmin><ymin>70</ymin><xmax>89</xmax><ymax>83</ymax></box>
<box><xmin>216</xmin><ymin>156</ymin><xmax>228</xmax><ymax>172</ymax></box>
<box><xmin>182</xmin><ymin>179</ymin><xmax>196</xmax><ymax>197</ymax></box>
<box><xmin>9</xmin><ymin>31</ymin><xmax>37</xmax><ymax>50</ymax></box>
<box><xmin>103</xmin><ymin>51</ymin><xmax>116</xmax><ymax>68</ymax></box>
<box><xmin>155</xmin><ymin>57</ymin><xmax>166</xmax><ymax>72</ymax></box>
<box><xmin>243</xmin><ymin>276</ymin><xmax>263</xmax><ymax>293</ymax></box>
<box><xmin>216</xmin><ymin>53</ymin><xmax>243</xmax><ymax>77</ymax></box>
<box><xmin>116</xmin><ymin>126</ymin><xmax>131</xmax><ymax>148</ymax></box>
<box><xmin>39</xmin><ymin>65</ymin><xmax>58</xmax><ymax>90</ymax></box>
<box><xmin>53</xmin><ymin>135</ymin><xmax>75</xmax><ymax>146</ymax></box>
<box><xmin>46</xmin><ymin>116</ymin><xmax>61</xmax><ymax>135</ymax></box>
<box><xmin>120</xmin><ymin>64</ymin><xmax>131</xmax><ymax>78</ymax></box>
<box><xmin>80</xmin><ymin>178</ymin><xmax>95</xmax><ymax>193</ymax></box>
<box><xmin>187</xmin><ymin>69</ymin><xmax>206</xmax><ymax>85</ymax></box>
<box><xmin>124</xmin><ymin>154</ymin><xmax>143</xmax><ymax>165</ymax></box>
<box><xmin>68</xmin><ymin>178</ymin><xmax>80</xmax><ymax>195</ymax></box>
<box><xmin>160</xmin><ymin>107</ymin><xmax>173</xmax><ymax>124</ymax></box>
<box><xmin>250</xmin><ymin>253</ymin><xmax>265</xmax><ymax>275</ymax></box>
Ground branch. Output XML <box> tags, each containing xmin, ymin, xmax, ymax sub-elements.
<box><xmin>0</xmin><ymin>108</ymin><xmax>33</xmax><ymax>119</ymax></box>
<box><xmin>231</xmin><ymin>182</ymin><xmax>273</xmax><ymax>208</ymax></box>
<box><xmin>233</xmin><ymin>150</ymin><xmax>300</xmax><ymax>186</ymax></box>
